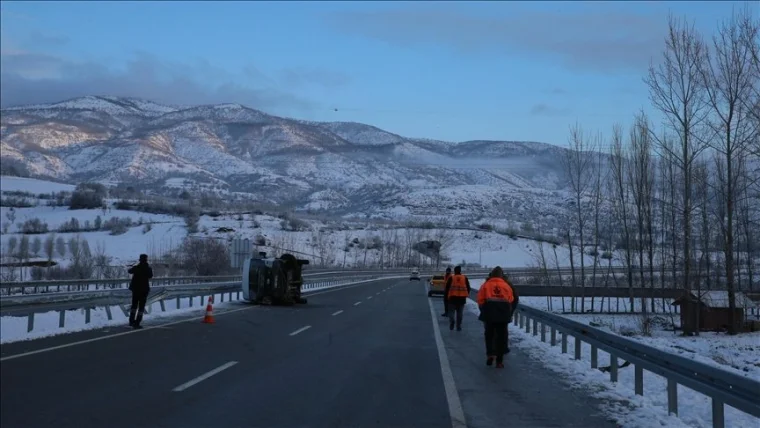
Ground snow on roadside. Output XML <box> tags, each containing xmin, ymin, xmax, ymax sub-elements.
<box><xmin>0</xmin><ymin>293</ymin><xmax>242</xmax><ymax>344</ymax></box>
<box><xmin>464</xmin><ymin>298</ymin><xmax>758</xmax><ymax>428</ymax></box>
<box><xmin>464</xmin><ymin>283</ymin><xmax>760</xmax><ymax>427</ymax></box>
<box><xmin>519</xmin><ymin>296</ymin><xmax>760</xmax><ymax>383</ymax></box>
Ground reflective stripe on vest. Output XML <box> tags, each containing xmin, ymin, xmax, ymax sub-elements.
<box><xmin>448</xmin><ymin>274</ymin><xmax>468</xmax><ymax>298</ymax></box>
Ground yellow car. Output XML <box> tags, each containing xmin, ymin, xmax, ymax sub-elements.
<box><xmin>427</xmin><ymin>275</ymin><xmax>447</xmax><ymax>297</ymax></box>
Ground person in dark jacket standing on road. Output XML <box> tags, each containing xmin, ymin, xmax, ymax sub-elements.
<box><xmin>477</xmin><ymin>266</ymin><xmax>515</xmax><ymax>368</ymax></box>
<box><xmin>128</xmin><ymin>254</ymin><xmax>153</xmax><ymax>329</ymax></box>
<box><xmin>444</xmin><ymin>266</ymin><xmax>471</xmax><ymax>331</ymax></box>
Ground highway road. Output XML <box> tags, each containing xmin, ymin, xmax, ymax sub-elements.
<box><xmin>1</xmin><ymin>278</ymin><xmax>617</xmax><ymax>428</ymax></box>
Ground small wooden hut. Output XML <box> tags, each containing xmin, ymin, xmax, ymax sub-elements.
<box><xmin>671</xmin><ymin>291</ymin><xmax>757</xmax><ymax>333</ymax></box>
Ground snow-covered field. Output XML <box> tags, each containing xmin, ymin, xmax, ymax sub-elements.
<box><xmin>0</xmin><ymin>176</ymin><xmax>598</xmax><ymax>273</ymax></box>
<box><xmin>519</xmin><ymin>296</ymin><xmax>760</xmax><ymax>381</ymax></box>
<box><xmin>467</xmin><ymin>283</ymin><xmax>760</xmax><ymax>428</ymax></box>
<box><xmin>0</xmin><ymin>176</ymin><xmax>75</xmax><ymax>194</ymax></box>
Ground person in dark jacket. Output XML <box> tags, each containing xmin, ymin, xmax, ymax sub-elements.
<box><xmin>476</xmin><ymin>266</ymin><xmax>515</xmax><ymax>368</ymax></box>
<box><xmin>128</xmin><ymin>254</ymin><xmax>153</xmax><ymax>329</ymax></box>
<box><xmin>444</xmin><ymin>265</ymin><xmax>471</xmax><ymax>331</ymax></box>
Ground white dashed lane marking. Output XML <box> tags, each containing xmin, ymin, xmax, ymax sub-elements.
<box><xmin>172</xmin><ymin>361</ymin><xmax>238</xmax><ymax>392</ymax></box>
<box><xmin>289</xmin><ymin>326</ymin><xmax>311</xmax><ymax>336</ymax></box>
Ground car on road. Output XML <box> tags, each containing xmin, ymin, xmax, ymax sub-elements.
<box><xmin>410</xmin><ymin>270</ymin><xmax>421</xmax><ymax>281</ymax></box>
<box><xmin>427</xmin><ymin>275</ymin><xmax>446</xmax><ymax>297</ymax></box>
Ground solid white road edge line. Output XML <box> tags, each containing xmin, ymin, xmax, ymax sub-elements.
<box><xmin>0</xmin><ymin>277</ymin><xmax>400</xmax><ymax>362</ymax></box>
<box><xmin>331</xmin><ymin>310</ymin><xmax>344</xmax><ymax>316</ymax></box>
<box><xmin>353</xmin><ymin>301</ymin><xmax>362</xmax><ymax>306</ymax></box>
<box><xmin>289</xmin><ymin>325</ymin><xmax>311</xmax><ymax>336</ymax></box>
<box><xmin>172</xmin><ymin>361</ymin><xmax>238</xmax><ymax>392</ymax></box>
<box><xmin>427</xmin><ymin>294</ymin><xmax>468</xmax><ymax>428</ymax></box>
<box><xmin>367</xmin><ymin>296</ymin><xmax>373</xmax><ymax>300</ymax></box>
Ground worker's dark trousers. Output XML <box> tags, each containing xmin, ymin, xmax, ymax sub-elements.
<box><xmin>442</xmin><ymin>296</ymin><xmax>449</xmax><ymax>315</ymax></box>
<box><xmin>484</xmin><ymin>322</ymin><xmax>508</xmax><ymax>363</ymax></box>
<box><xmin>449</xmin><ymin>302</ymin><xmax>464</xmax><ymax>328</ymax></box>
<box><xmin>129</xmin><ymin>291</ymin><xmax>148</xmax><ymax>326</ymax></box>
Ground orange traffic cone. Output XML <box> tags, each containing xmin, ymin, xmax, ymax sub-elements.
<box><xmin>202</xmin><ymin>295</ymin><xmax>215</xmax><ymax>324</ymax></box>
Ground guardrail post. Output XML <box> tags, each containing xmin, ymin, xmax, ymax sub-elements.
<box><xmin>591</xmin><ymin>345</ymin><xmax>598</xmax><ymax>368</ymax></box>
<box><xmin>550</xmin><ymin>327</ymin><xmax>557</xmax><ymax>346</ymax></box>
<box><xmin>712</xmin><ymin>399</ymin><xmax>724</xmax><ymax>428</ymax></box>
<box><xmin>635</xmin><ymin>365</ymin><xmax>643</xmax><ymax>395</ymax></box>
<box><xmin>236</xmin><ymin>291</ymin><xmax>240</xmax><ymax>300</ymax></box>
<box><xmin>667</xmin><ymin>379</ymin><xmax>678</xmax><ymax>415</ymax></box>
<box><xmin>532</xmin><ymin>319</ymin><xmax>538</xmax><ymax>336</ymax></box>
<box><xmin>574</xmin><ymin>336</ymin><xmax>582</xmax><ymax>360</ymax></box>
<box><xmin>189</xmin><ymin>297</ymin><xmax>193</xmax><ymax>307</ymax></box>
<box><xmin>160</xmin><ymin>300</ymin><xmax>166</xmax><ymax>312</ymax></box>
<box><xmin>540</xmin><ymin>324</ymin><xmax>546</xmax><ymax>342</ymax></box>
<box><xmin>85</xmin><ymin>308</ymin><xmax>91</xmax><ymax>324</ymax></box>
<box><xmin>519</xmin><ymin>314</ymin><xmax>525</xmax><ymax>329</ymax></box>
<box><xmin>561</xmin><ymin>333</ymin><xmax>568</xmax><ymax>353</ymax></box>
<box><xmin>59</xmin><ymin>310</ymin><xmax>65</xmax><ymax>328</ymax></box>
<box><xmin>27</xmin><ymin>313</ymin><xmax>34</xmax><ymax>332</ymax></box>
<box><xmin>525</xmin><ymin>316</ymin><xmax>530</xmax><ymax>333</ymax></box>
<box><xmin>105</xmin><ymin>305</ymin><xmax>112</xmax><ymax>320</ymax></box>
<box><xmin>610</xmin><ymin>356</ymin><xmax>618</xmax><ymax>382</ymax></box>
<box><xmin>220</xmin><ymin>293</ymin><xmax>225</xmax><ymax>302</ymax></box>
<box><xmin>176</xmin><ymin>297</ymin><xmax>180</xmax><ymax>309</ymax></box>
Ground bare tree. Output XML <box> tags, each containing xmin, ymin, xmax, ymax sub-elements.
<box><xmin>44</xmin><ymin>233</ymin><xmax>55</xmax><ymax>263</ymax></box>
<box><xmin>645</xmin><ymin>14</ymin><xmax>710</xmax><ymax>305</ymax></box>
<box><xmin>5</xmin><ymin>207</ymin><xmax>16</xmax><ymax>227</ymax></box>
<box><xmin>18</xmin><ymin>235</ymin><xmax>30</xmax><ymax>281</ymax></box>
<box><xmin>432</xmin><ymin>228</ymin><xmax>455</xmax><ymax>269</ymax></box>
<box><xmin>561</xmin><ymin>123</ymin><xmax>596</xmax><ymax>312</ymax></box>
<box><xmin>31</xmin><ymin>237</ymin><xmax>42</xmax><ymax>257</ymax></box>
<box><xmin>589</xmin><ymin>131</ymin><xmax>607</xmax><ymax>312</ymax></box>
<box><xmin>700</xmin><ymin>8</ymin><xmax>760</xmax><ymax>334</ymax></box>
<box><xmin>179</xmin><ymin>237</ymin><xmax>230</xmax><ymax>276</ymax></box>
<box><xmin>694</xmin><ymin>160</ymin><xmax>712</xmax><ymax>334</ymax></box>
<box><xmin>56</xmin><ymin>236</ymin><xmax>67</xmax><ymax>258</ymax></box>
<box><xmin>738</xmin><ymin>7</ymin><xmax>760</xmax><ymax>155</ymax></box>
<box><xmin>7</xmin><ymin>236</ymin><xmax>18</xmax><ymax>262</ymax></box>
<box><xmin>610</xmin><ymin>124</ymin><xmax>635</xmax><ymax>311</ymax></box>
<box><xmin>628</xmin><ymin>112</ymin><xmax>657</xmax><ymax>312</ymax></box>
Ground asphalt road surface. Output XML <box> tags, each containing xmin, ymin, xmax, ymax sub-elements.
<box><xmin>1</xmin><ymin>278</ymin><xmax>618</xmax><ymax>428</ymax></box>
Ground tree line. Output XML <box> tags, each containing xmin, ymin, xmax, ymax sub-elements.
<box><xmin>556</xmin><ymin>9</ymin><xmax>759</xmax><ymax>334</ymax></box>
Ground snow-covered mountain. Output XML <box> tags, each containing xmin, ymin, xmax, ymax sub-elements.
<box><xmin>1</xmin><ymin>96</ymin><xmax>590</xmax><ymax>226</ymax></box>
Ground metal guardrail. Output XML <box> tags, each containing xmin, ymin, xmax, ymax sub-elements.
<box><xmin>2</xmin><ymin>273</ymin><xmax>408</xmax><ymax>333</ymax></box>
<box><xmin>0</xmin><ymin>269</ymin><xmax>491</xmax><ymax>296</ymax></box>
<box><xmin>0</xmin><ymin>265</ymin><xmax>665</xmax><ymax>297</ymax></box>
<box><xmin>0</xmin><ymin>276</ymin><xmax>242</xmax><ymax>296</ymax></box>
<box><xmin>513</xmin><ymin>305</ymin><xmax>760</xmax><ymax>428</ymax></box>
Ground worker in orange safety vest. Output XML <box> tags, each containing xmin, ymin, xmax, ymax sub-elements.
<box><xmin>476</xmin><ymin>266</ymin><xmax>516</xmax><ymax>368</ymax></box>
<box><xmin>444</xmin><ymin>265</ymin><xmax>471</xmax><ymax>331</ymax></box>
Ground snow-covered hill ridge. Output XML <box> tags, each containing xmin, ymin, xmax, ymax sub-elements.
<box><xmin>1</xmin><ymin>96</ymin><xmax>596</xmax><ymax>226</ymax></box>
